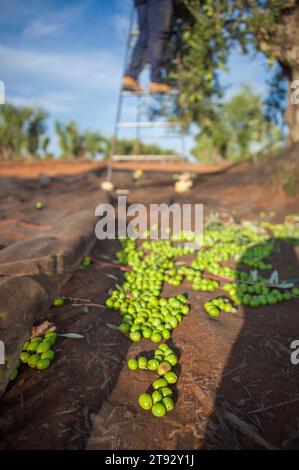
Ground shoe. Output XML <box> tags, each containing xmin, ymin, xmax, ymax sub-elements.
<box><xmin>149</xmin><ymin>82</ymin><xmax>172</xmax><ymax>94</ymax></box>
<box><xmin>122</xmin><ymin>75</ymin><xmax>143</xmax><ymax>92</ymax></box>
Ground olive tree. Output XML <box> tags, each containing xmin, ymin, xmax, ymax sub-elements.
<box><xmin>173</xmin><ymin>0</ymin><xmax>299</xmax><ymax>142</ymax></box>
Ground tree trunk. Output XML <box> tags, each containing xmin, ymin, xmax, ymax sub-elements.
<box><xmin>285</xmin><ymin>66</ymin><xmax>299</xmax><ymax>144</ymax></box>
<box><xmin>253</xmin><ymin>2</ymin><xmax>299</xmax><ymax>142</ymax></box>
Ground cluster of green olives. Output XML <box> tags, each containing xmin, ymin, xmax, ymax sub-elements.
<box><xmin>204</xmin><ymin>297</ymin><xmax>235</xmax><ymax>317</ymax></box>
<box><xmin>128</xmin><ymin>344</ymin><xmax>178</xmax><ymax>417</ymax></box>
<box><xmin>224</xmin><ymin>281</ymin><xmax>296</xmax><ymax>307</ymax></box>
<box><xmin>128</xmin><ymin>345</ymin><xmax>178</xmax><ymax>372</ymax></box>
<box><xmin>106</xmin><ymin>290</ymin><xmax>190</xmax><ymax>343</ymax></box>
<box><xmin>193</xmin><ymin>224</ymin><xmax>274</xmax><ymax>273</ymax></box>
<box><xmin>10</xmin><ymin>332</ymin><xmax>57</xmax><ymax>381</ymax></box>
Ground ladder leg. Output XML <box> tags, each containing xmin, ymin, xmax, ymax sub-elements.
<box><xmin>176</xmin><ymin>45</ymin><xmax>186</xmax><ymax>161</ymax></box>
<box><xmin>180</xmin><ymin>125</ymin><xmax>186</xmax><ymax>160</ymax></box>
<box><xmin>105</xmin><ymin>5</ymin><xmax>135</xmax><ymax>183</ymax></box>
<box><xmin>135</xmin><ymin>95</ymin><xmax>142</xmax><ymax>155</ymax></box>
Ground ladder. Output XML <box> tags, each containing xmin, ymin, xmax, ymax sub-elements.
<box><xmin>105</xmin><ymin>5</ymin><xmax>186</xmax><ymax>183</ymax></box>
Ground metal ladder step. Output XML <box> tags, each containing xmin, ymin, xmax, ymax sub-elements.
<box><xmin>112</xmin><ymin>154</ymin><xmax>185</xmax><ymax>162</ymax></box>
<box><xmin>121</xmin><ymin>90</ymin><xmax>180</xmax><ymax>97</ymax></box>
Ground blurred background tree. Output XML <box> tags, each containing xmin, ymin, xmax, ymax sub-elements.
<box><xmin>192</xmin><ymin>85</ymin><xmax>283</xmax><ymax>162</ymax></box>
<box><xmin>0</xmin><ymin>104</ymin><xmax>48</xmax><ymax>160</ymax></box>
<box><xmin>55</xmin><ymin>120</ymin><xmax>109</xmax><ymax>159</ymax></box>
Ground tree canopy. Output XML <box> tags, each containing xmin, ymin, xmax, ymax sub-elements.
<box><xmin>55</xmin><ymin>121</ymin><xmax>109</xmax><ymax>159</ymax></box>
<box><xmin>171</xmin><ymin>0</ymin><xmax>299</xmax><ymax>142</ymax></box>
<box><xmin>0</xmin><ymin>104</ymin><xmax>48</xmax><ymax>160</ymax></box>
<box><xmin>191</xmin><ymin>85</ymin><xmax>282</xmax><ymax>162</ymax></box>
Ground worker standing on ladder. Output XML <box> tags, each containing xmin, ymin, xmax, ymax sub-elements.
<box><xmin>122</xmin><ymin>0</ymin><xmax>173</xmax><ymax>94</ymax></box>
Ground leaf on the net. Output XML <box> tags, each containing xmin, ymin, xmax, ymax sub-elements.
<box><xmin>106</xmin><ymin>323</ymin><xmax>119</xmax><ymax>330</ymax></box>
<box><xmin>275</xmin><ymin>282</ymin><xmax>295</xmax><ymax>289</ymax></box>
<box><xmin>268</xmin><ymin>270</ymin><xmax>279</xmax><ymax>285</ymax></box>
<box><xmin>250</xmin><ymin>270</ymin><xmax>259</xmax><ymax>282</ymax></box>
<box><xmin>106</xmin><ymin>274</ymin><xmax>118</xmax><ymax>280</ymax></box>
<box><xmin>58</xmin><ymin>333</ymin><xmax>84</xmax><ymax>339</ymax></box>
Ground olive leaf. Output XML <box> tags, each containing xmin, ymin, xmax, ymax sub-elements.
<box><xmin>101</xmin><ymin>255</ymin><xmax>112</xmax><ymax>260</ymax></box>
<box><xmin>58</xmin><ymin>333</ymin><xmax>84</xmax><ymax>339</ymax></box>
<box><xmin>267</xmin><ymin>270</ymin><xmax>279</xmax><ymax>285</ymax></box>
<box><xmin>249</xmin><ymin>270</ymin><xmax>259</xmax><ymax>282</ymax></box>
<box><xmin>106</xmin><ymin>323</ymin><xmax>119</xmax><ymax>330</ymax></box>
<box><xmin>106</xmin><ymin>274</ymin><xmax>118</xmax><ymax>280</ymax></box>
<box><xmin>275</xmin><ymin>282</ymin><xmax>295</xmax><ymax>289</ymax></box>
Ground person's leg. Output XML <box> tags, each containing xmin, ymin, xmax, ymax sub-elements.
<box><xmin>125</xmin><ymin>4</ymin><xmax>148</xmax><ymax>80</ymax></box>
<box><xmin>147</xmin><ymin>0</ymin><xmax>173</xmax><ymax>84</ymax></box>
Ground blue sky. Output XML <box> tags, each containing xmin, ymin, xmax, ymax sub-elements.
<box><xmin>0</xmin><ymin>0</ymin><xmax>276</xmax><ymax>156</ymax></box>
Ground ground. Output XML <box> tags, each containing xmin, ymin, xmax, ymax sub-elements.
<box><xmin>0</xmin><ymin>157</ymin><xmax>298</xmax><ymax>450</ymax></box>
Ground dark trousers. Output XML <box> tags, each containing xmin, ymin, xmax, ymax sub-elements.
<box><xmin>126</xmin><ymin>0</ymin><xmax>173</xmax><ymax>83</ymax></box>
